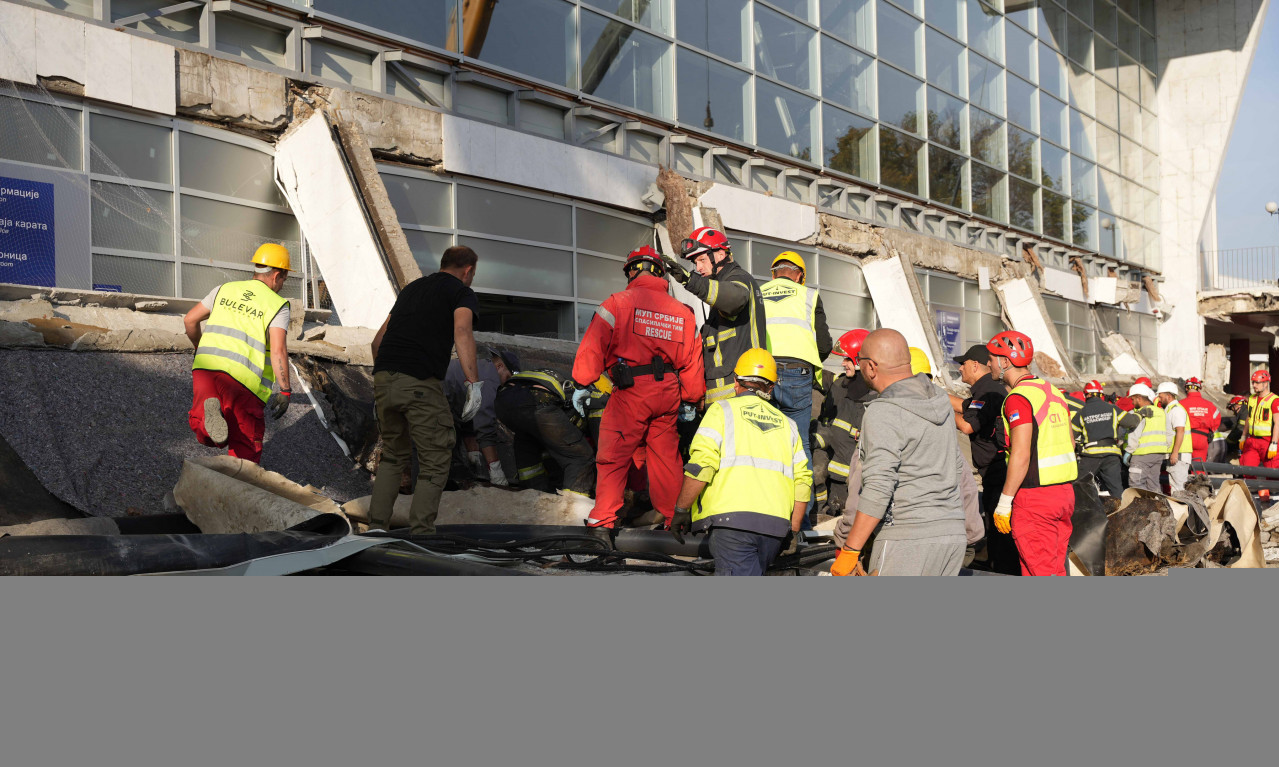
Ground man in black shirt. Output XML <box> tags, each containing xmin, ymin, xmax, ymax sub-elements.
<box><xmin>368</xmin><ymin>246</ymin><xmax>481</xmax><ymax>534</ymax></box>
<box><xmin>950</xmin><ymin>344</ymin><xmax>1015</xmax><ymax>573</ymax></box>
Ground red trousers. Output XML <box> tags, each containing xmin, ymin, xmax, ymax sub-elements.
<box><xmin>189</xmin><ymin>369</ymin><xmax>265</xmax><ymax>463</ymax></box>
<box><xmin>1240</xmin><ymin>437</ymin><xmax>1279</xmax><ymax>470</ymax></box>
<box><xmin>587</xmin><ymin>378</ymin><xmax>681</xmax><ymax>528</ymax></box>
<box><xmin>1011</xmin><ymin>484</ymin><xmax>1074</xmax><ymax>576</ymax></box>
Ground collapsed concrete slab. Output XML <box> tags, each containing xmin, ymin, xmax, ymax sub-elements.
<box><xmin>343</xmin><ymin>486</ymin><xmax>595</xmax><ymax>529</ymax></box>
<box><xmin>995</xmin><ymin>277</ymin><xmax>1077</xmax><ymax>384</ymax></box>
<box><xmin>173</xmin><ymin>456</ymin><xmax>346</xmax><ymax>534</ymax></box>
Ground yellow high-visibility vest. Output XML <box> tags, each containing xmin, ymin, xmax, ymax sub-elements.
<box><xmin>1164</xmin><ymin>400</ymin><xmax>1193</xmax><ymax>456</ymax></box>
<box><xmin>761</xmin><ymin>278</ymin><xmax>821</xmax><ymax>367</ymax></box>
<box><xmin>193</xmin><ymin>279</ymin><xmax>288</xmax><ymax>403</ymax></box>
<box><xmin>1132</xmin><ymin>404</ymin><xmax>1168</xmax><ymax>456</ymax></box>
<box><xmin>505</xmin><ymin>370</ymin><xmax>568</xmax><ymax>402</ymax></box>
<box><xmin>686</xmin><ymin>394</ymin><xmax>812</xmax><ymax>537</ymax></box>
<box><xmin>1246</xmin><ymin>393</ymin><xmax>1278</xmax><ymax>438</ymax></box>
<box><xmin>1000</xmin><ymin>377</ymin><xmax>1079</xmax><ymax>487</ymax></box>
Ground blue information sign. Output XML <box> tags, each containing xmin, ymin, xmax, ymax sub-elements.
<box><xmin>0</xmin><ymin>176</ymin><xmax>57</xmax><ymax>287</ymax></box>
<box><xmin>935</xmin><ymin>309</ymin><xmax>962</xmax><ymax>359</ymax></box>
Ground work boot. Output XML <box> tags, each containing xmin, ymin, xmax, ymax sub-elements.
<box><xmin>203</xmin><ymin>397</ymin><xmax>228</xmax><ymax>446</ymax></box>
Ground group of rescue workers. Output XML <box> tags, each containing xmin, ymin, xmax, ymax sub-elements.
<box><xmin>181</xmin><ymin>235</ymin><xmax>1277</xmax><ymax>577</ymax></box>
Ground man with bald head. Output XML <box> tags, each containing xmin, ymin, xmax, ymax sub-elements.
<box><xmin>831</xmin><ymin>329</ymin><xmax>969</xmax><ymax>576</ymax></box>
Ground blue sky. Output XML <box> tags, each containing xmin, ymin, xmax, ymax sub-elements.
<box><xmin>1214</xmin><ymin>4</ymin><xmax>1279</xmax><ymax>252</ymax></box>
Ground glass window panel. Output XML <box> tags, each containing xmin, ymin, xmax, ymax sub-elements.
<box><xmin>1098</xmin><ymin>167</ymin><xmax>1120</xmax><ymax>213</ymax></box>
<box><xmin>215</xmin><ymin>14</ymin><xmax>288</xmax><ymax>68</ymax></box>
<box><xmin>404</xmin><ymin>229</ymin><xmax>454</xmax><ymax>274</ymax></box>
<box><xmin>581</xmin><ymin>11</ymin><xmax>672</xmax><ymax>117</ymax></box>
<box><xmin>179</xmin><ymin>132</ymin><xmax>286</xmax><ymax>207</ymax></box>
<box><xmin>312</xmin><ymin>1</ymin><xmax>452</xmax><ymax>48</ymax></box>
<box><xmin>968</xmin><ymin>53</ymin><xmax>1004</xmax><ymax>116</ymax></box>
<box><xmin>1069</xmin><ymin>297</ymin><xmax>1092</xmax><ymax>327</ymax></box>
<box><xmin>1009</xmin><ymin>177</ymin><xmax>1037</xmax><ymax>231</ymax></box>
<box><xmin>1067</xmin><ymin>61</ymin><xmax>1094</xmax><ymax>114</ymax></box>
<box><xmin>1039</xmin><ymin>2</ymin><xmax>1065</xmax><ymax>45</ymax></box>
<box><xmin>380</xmin><ymin>173</ymin><xmax>451</xmax><ymax>228</ymax></box>
<box><xmin>0</xmin><ymin>96</ymin><xmax>82</xmax><ymax>170</ymax></box>
<box><xmin>472</xmin><ymin>0</ymin><xmax>573</xmax><ymax>87</ymax></box>
<box><xmin>1066</xmin><ymin>14</ymin><xmax>1093</xmax><ymax>67</ymax></box>
<box><xmin>577</xmin><ymin>253</ymin><xmax>627</xmax><ymax>302</ymax></box>
<box><xmin>926</xmin><ymin>87</ymin><xmax>964</xmax><ymax>151</ymax></box>
<box><xmin>1140</xmin><ymin>67</ymin><xmax>1156</xmax><ymax>109</ymax></box>
<box><xmin>1121</xmin><ymin>137</ymin><xmax>1142</xmax><ymax>181</ymax></box>
<box><xmin>677</xmin><ymin>0</ymin><xmax>750</xmax><ymax>63</ymax></box>
<box><xmin>929</xmin><ymin>145</ymin><xmax>965</xmax><ymax>209</ymax></box>
<box><xmin>1041</xmin><ymin>141</ymin><xmax>1068</xmax><ymax>191</ymax></box>
<box><xmin>879</xmin><ymin>127</ymin><xmax>923</xmax><ymax>195</ymax></box>
<box><xmin>1094</xmin><ymin>0</ymin><xmax>1118</xmax><ymax>41</ymax></box>
<box><xmin>1071</xmin><ymin>155</ymin><xmax>1097</xmax><ymax>204</ymax></box>
<box><xmin>823</xmin><ymin>36</ymin><xmax>875</xmax><ymax>115</ymax></box>
<box><xmin>1117</xmin><ymin>52</ymin><xmax>1140</xmax><ymax>102</ymax></box>
<box><xmin>115</xmin><ymin>1</ymin><xmax>201</xmax><ymax>44</ymax></box>
<box><xmin>770</xmin><ymin>0</ymin><xmax>817</xmax><ymax>21</ymax></box>
<box><xmin>823</xmin><ymin>105</ymin><xmax>875</xmax><ymax>179</ymax></box>
<box><xmin>1040</xmin><ymin>93</ymin><xmax>1067</xmax><ymax>147</ymax></box>
<box><xmin>981</xmin><ymin>311</ymin><xmax>1007</xmax><ymax>339</ymax></box>
<box><xmin>1119</xmin><ymin>95</ymin><xmax>1140</xmax><ymax>140</ymax></box>
<box><xmin>1097</xmin><ymin>124</ymin><xmax>1119</xmax><ymax>171</ymax></box>
<box><xmin>1008</xmin><ymin>125</ymin><xmax>1037</xmax><ymax>179</ymax></box>
<box><xmin>820</xmin><ymin>0</ymin><xmax>875</xmax><ymax>52</ymax></box>
<box><xmin>756</xmin><ymin>80</ymin><xmax>817</xmax><ymax>160</ymax></box>
<box><xmin>1070</xmin><ymin>110</ymin><xmax>1095</xmax><ymax>160</ymax></box>
<box><xmin>1141</xmin><ymin>29</ymin><xmax>1157</xmax><ymax>72</ymax></box>
<box><xmin>1039</xmin><ymin>44</ymin><xmax>1067</xmax><ymax>100</ymax></box>
<box><xmin>1006</xmin><ymin>23</ymin><xmax>1035</xmax><ymax>82</ymax></box>
<box><xmin>929</xmin><ymin>274</ymin><xmax>963</xmax><ymax>306</ymax></box>
<box><xmin>90</xmin><ymin>114</ymin><xmax>171</xmax><ymax>184</ymax></box>
<box><xmin>311</xmin><ymin>40</ymin><xmax>375</xmax><ymax>89</ymax></box>
<box><xmin>583</xmin><ymin>0</ymin><xmax>673</xmax><ymax>34</ymax></box>
<box><xmin>926</xmin><ymin>27</ymin><xmax>966</xmax><ymax>97</ymax></box>
<box><xmin>1118</xmin><ymin>12</ymin><xmax>1140</xmax><ymax>60</ymax></box>
<box><xmin>971</xmin><ymin>108</ymin><xmax>1005</xmax><ymax>168</ymax></box>
<box><xmin>92</xmin><ymin>253</ymin><xmax>174</xmax><ymax>297</ymax></box>
<box><xmin>92</xmin><ymin>182</ymin><xmax>173</xmax><ymax>254</ymax></box>
<box><xmin>879</xmin><ymin>64</ymin><xmax>924</xmax><ymax>134</ymax></box>
<box><xmin>1006</xmin><ymin>74</ymin><xmax>1037</xmax><ymax>131</ymax></box>
<box><xmin>929</xmin><ymin>0</ymin><xmax>964</xmax><ymax>41</ymax></box>
<box><xmin>818</xmin><ymin>254</ymin><xmax>868</xmax><ymax>294</ymax></box>
<box><xmin>822</xmin><ymin>291</ymin><xmax>877</xmax><ymax>329</ymax></box>
<box><xmin>967</xmin><ymin>0</ymin><xmax>1004</xmax><ymax>63</ymax></box>
<box><xmin>458</xmin><ymin>236</ymin><xmax>573</xmax><ymax>297</ymax></box>
<box><xmin>1069</xmin><ymin>0</ymin><xmax>1093</xmax><ymax>24</ymax></box>
<box><xmin>1042</xmin><ymin>189</ymin><xmax>1068</xmax><ymax>239</ymax></box>
<box><xmin>1143</xmin><ymin>112</ymin><xmax>1159</xmax><ymax>148</ymax></box>
<box><xmin>1095</xmin><ymin>36</ymin><xmax>1117</xmax><ymax>86</ymax></box>
<box><xmin>678</xmin><ymin>49</ymin><xmax>750</xmax><ymax>142</ymax></box>
<box><xmin>1095</xmin><ymin>80</ymin><xmax>1119</xmax><ymax>127</ymax></box>
<box><xmin>877</xmin><ymin>0</ymin><xmax>923</xmax><ymax>76</ymax></box>
<box><xmin>457</xmin><ymin>186</ymin><xmax>571</xmax><ymax>245</ymax></box>
<box><xmin>1143</xmin><ymin>147</ymin><xmax>1159</xmax><ymax>189</ymax></box>
<box><xmin>576</xmin><ymin>208</ymin><xmax>651</xmax><ymax>255</ymax></box>
<box><xmin>455</xmin><ymin>83</ymin><xmax>510</xmax><ymax>123</ymax></box>
<box><xmin>1044</xmin><ymin>295</ymin><xmax>1068</xmax><ymax>322</ymax></box>
<box><xmin>387</xmin><ymin>63</ymin><xmax>450</xmax><ymax>108</ymax></box>
<box><xmin>972</xmin><ymin>163</ymin><xmax>1006</xmax><ymax>221</ymax></box>
<box><xmin>182</xmin><ymin>263</ymin><xmax>247</xmax><ymax>300</ymax></box>
<box><xmin>518</xmin><ymin>100</ymin><xmax>566</xmax><ymax>140</ymax></box>
<box><xmin>1139</xmin><ymin>0</ymin><xmax>1156</xmax><ymax>29</ymax></box>
<box><xmin>180</xmin><ymin>195</ymin><xmax>298</xmax><ymax>263</ymax></box>
<box><xmin>755</xmin><ymin>5</ymin><xmax>816</xmax><ymax>91</ymax></box>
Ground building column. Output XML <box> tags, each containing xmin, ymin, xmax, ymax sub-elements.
<box><xmin>1231</xmin><ymin>337</ymin><xmax>1251</xmax><ymax>394</ymax></box>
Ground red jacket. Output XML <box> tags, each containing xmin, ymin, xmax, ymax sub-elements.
<box><xmin>572</xmin><ymin>273</ymin><xmax>706</xmax><ymax>402</ymax></box>
<box><xmin>1180</xmin><ymin>392</ymin><xmax>1221</xmax><ymax>451</ymax></box>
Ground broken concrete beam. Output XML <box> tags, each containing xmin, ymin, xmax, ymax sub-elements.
<box><xmin>71</xmin><ymin>328</ymin><xmax>192</xmax><ymax>353</ymax></box>
<box><xmin>343</xmin><ymin>486</ymin><xmax>595</xmax><ymax>529</ymax></box>
<box><xmin>172</xmin><ymin>456</ymin><xmax>346</xmax><ymax>535</ymax></box>
<box><xmin>134</xmin><ymin>300</ymin><xmax>168</xmax><ymax>312</ymax></box>
<box><xmin>0</xmin><ymin>320</ymin><xmax>46</xmax><ymax>348</ymax></box>
<box><xmin>326</xmin><ymin>88</ymin><xmax>443</xmax><ymax>166</ymax></box>
<box><xmin>176</xmin><ymin>49</ymin><xmax>288</xmax><ymax>131</ymax></box>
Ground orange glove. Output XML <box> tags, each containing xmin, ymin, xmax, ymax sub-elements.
<box><xmin>1268</xmin><ymin>443</ymin><xmax>1277</xmax><ymax>461</ymax></box>
<box><xmin>831</xmin><ymin>549</ymin><xmax>862</xmax><ymax>576</ymax></box>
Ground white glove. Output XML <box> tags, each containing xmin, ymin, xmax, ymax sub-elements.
<box><xmin>461</xmin><ymin>381</ymin><xmax>483</xmax><ymax>421</ymax></box>
<box><xmin>572</xmin><ymin>388</ymin><xmax>591</xmax><ymax>417</ymax></box>
<box><xmin>993</xmin><ymin>493</ymin><xmax>1014</xmax><ymax>535</ymax></box>
<box><xmin>467</xmin><ymin>451</ymin><xmax>485</xmax><ymax>475</ymax></box>
<box><xmin>488</xmin><ymin>460</ymin><xmax>508</xmax><ymax>487</ymax></box>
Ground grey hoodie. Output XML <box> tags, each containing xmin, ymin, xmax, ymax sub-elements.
<box><xmin>856</xmin><ymin>373</ymin><xmax>967</xmax><ymax>542</ymax></box>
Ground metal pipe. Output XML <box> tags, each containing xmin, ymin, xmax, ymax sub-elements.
<box><xmin>1194</xmin><ymin>462</ymin><xmax>1279</xmax><ymax>480</ymax></box>
<box><xmin>1207</xmin><ymin>476</ymin><xmax>1279</xmax><ymax>491</ymax></box>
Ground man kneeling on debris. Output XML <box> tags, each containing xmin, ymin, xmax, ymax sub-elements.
<box><xmin>671</xmin><ymin>349</ymin><xmax>811</xmax><ymax>576</ymax></box>
<box><xmin>184</xmin><ymin>243</ymin><xmax>295</xmax><ymax>464</ymax></box>
<box><xmin>830</xmin><ymin>329</ymin><xmax>968</xmax><ymax>577</ymax></box>
<box><xmin>494</xmin><ymin>367</ymin><xmax>595</xmax><ymax>496</ymax></box>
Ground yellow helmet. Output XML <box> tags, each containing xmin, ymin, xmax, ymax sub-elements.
<box><xmin>771</xmin><ymin>251</ymin><xmax>806</xmax><ymax>284</ymax></box>
<box><xmin>734</xmin><ymin>348</ymin><xmax>778</xmax><ymax>384</ymax></box>
<box><xmin>252</xmin><ymin>242</ymin><xmax>293</xmax><ymax>271</ymax></box>
<box><xmin>593</xmin><ymin>373</ymin><xmax>614</xmax><ymax>395</ymax></box>
<box><xmin>909</xmin><ymin>347</ymin><xmax>932</xmax><ymax>376</ymax></box>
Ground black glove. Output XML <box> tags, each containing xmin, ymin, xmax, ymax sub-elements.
<box><xmin>670</xmin><ymin>506</ymin><xmax>693</xmax><ymax>544</ymax></box>
<box><xmin>267</xmin><ymin>390</ymin><xmax>292</xmax><ymax>419</ymax></box>
<box><xmin>781</xmin><ymin>529</ymin><xmax>800</xmax><ymax>557</ymax></box>
<box><xmin>662</xmin><ymin>255</ymin><xmax>690</xmax><ymax>284</ymax></box>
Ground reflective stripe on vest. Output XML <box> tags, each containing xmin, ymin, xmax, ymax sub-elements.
<box><xmin>1133</xmin><ymin>405</ymin><xmax>1168</xmax><ymax>456</ymax></box>
<box><xmin>1247</xmin><ymin>393</ymin><xmax>1278</xmax><ymax>438</ymax></box>
<box><xmin>1000</xmin><ymin>377</ymin><xmax>1078</xmax><ymax>486</ymax></box>
<box><xmin>507</xmin><ymin>371</ymin><xmax>567</xmax><ymax>402</ymax></box>
<box><xmin>829</xmin><ymin>460</ymin><xmax>850</xmax><ymax>478</ymax></box>
<box><xmin>1165</xmin><ymin>400</ymin><xmax>1193</xmax><ymax>456</ymax></box>
<box><xmin>193</xmin><ymin>279</ymin><xmax>287</xmax><ymax>403</ymax></box>
<box><xmin>761</xmin><ymin>278</ymin><xmax>821</xmax><ymax>367</ymax></box>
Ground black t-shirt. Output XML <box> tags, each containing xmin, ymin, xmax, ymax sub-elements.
<box><xmin>962</xmin><ymin>373</ymin><xmax>1008</xmax><ymax>473</ymax></box>
<box><xmin>374</xmin><ymin>272</ymin><xmax>478</xmax><ymax>381</ymax></box>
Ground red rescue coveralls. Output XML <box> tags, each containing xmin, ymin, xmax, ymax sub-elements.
<box><xmin>572</xmin><ymin>273</ymin><xmax>706</xmax><ymax>528</ymax></box>
<box><xmin>1180</xmin><ymin>392</ymin><xmax>1220</xmax><ymax>466</ymax></box>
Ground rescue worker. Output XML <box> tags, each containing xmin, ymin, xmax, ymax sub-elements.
<box><xmin>572</xmin><ymin>246</ymin><xmax>705</xmax><ymax>529</ymax></box>
<box><xmin>1124</xmin><ymin>383</ymin><xmax>1166</xmax><ymax>493</ymax></box>
<box><xmin>492</xmin><ymin>368</ymin><xmax>592</xmax><ymax>495</ymax></box>
<box><xmin>183</xmin><ymin>243</ymin><xmax>295</xmax><ymax>464</ymax></box>
<box><xmin>948</xmin><ymin>343</ymin><xmax>1013</xmax><ymax>572</ymax></box>
<box><xmin>759</xmin><ymin>251</ymin><xmax>832</xmax><ymax>525</ymax></box>
<box><xmin>1180</xmin><ymin>377</ymin><xmax>1220</xmax><ymax>468</ymax></box>
<box><xmin>1221</xmin><ymin>395</ymin><xmax>1247</xmax><ymax>463</ymax></box>
<box><xmin>661</xmin><ymin>228</ymin><xmax>766</xmax><ymax>403</ymax></box>
<box><xmin>1240</xmin><ymin>369</ymin><xmax>1279</xmax><ymax>470</ymax></box>
<box><xmin>817</xmin><ymin>329</ymin><xmax>875</xmax><ymax>518</ymax></box>
<box><xmin>1156</xmin><ymin>382</ymin><xmax>1192</xmax><ymax>493</ymax></box>
<box><xmin>368</xmin><ymin>245</ymin><xmax>483</xmax><ymax>534</ymax></box>
<box><xmin>671</xmin><ymin>349</ymin><xmax>811</xmax><ymax>576</ymax></box>
<box><xmin>987</xmin><ymin>331</ymin><xmax>1078</xmax><ymax>576</ymax></box>
<box><xmin>1072</xmin><ymin>380</ymin><xmax>1124</xmax><ymax>497</ymax></box>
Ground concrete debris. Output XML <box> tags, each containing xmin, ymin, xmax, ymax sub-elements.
<box><xmin>173</xmin><ymin>456</ymin><xmax>346</xmax><ymax>534</ymax></box>
<box><xmin>176</xmin><ymin>49</ymin><xmax>289</xmax><ymax>131</ymax></box>
<box><xmin>0</xmin><ymin>517</ymin><xmax>119</xmax><ymax>537</ymax></box>
<box><xmin>134</xmin><ymin>301</ymin><xmax>169</xmax><ymax>313</ymax></box>
<box><xmin>0</xmin><ymin>320</ymin><xmax>44</xmax><ymax>347</ymax></box>
<box><xmin>343</xmin><ymin>485</ymin><xmax>594</xmax><ymax>530</ymax></box>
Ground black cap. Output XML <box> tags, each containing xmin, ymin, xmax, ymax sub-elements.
<box><xmin>952</xmin><ymin>344</ymin><xmax>990</xmax><ymax>366</ymax></box>
<box><xmin>489</xmin><ymin>347</ymin><xmax>521</xmax><ymax>374</ymax></box>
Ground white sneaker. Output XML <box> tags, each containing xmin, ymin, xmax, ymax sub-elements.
<box><xmin>203</xmin><ymin>397</ymin><xmax>228</xmax><ymax>446</ymax></box>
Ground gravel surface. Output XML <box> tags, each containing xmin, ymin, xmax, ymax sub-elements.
<box><xmin>0</xmin><ymin>350</ymin><xmax>371</xmax><ymax>517</ymax></box>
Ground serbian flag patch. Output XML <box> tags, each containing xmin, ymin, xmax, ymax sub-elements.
<box><xmin>1008</xmin><ymin>411</ymin><xmax>1022</xmax><ymax>423</ymax></box>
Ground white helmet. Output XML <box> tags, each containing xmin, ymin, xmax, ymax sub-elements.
<box><xmin>1156</xmin><ymin>382</ymin><xmax>1180</xmax><ymax>397</ymax></box>
<box><xmin>1128</xmin><ymin>383</ymin><xmax>1156</xmax><ymax>400</ymax></box>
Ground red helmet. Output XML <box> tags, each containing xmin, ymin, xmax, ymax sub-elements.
<box><xmin>1084</xmin><ymin>380</ymin><xmax>1104</xmax><ymax>395</ymax></box>
<box><xmin>623</xmin><ymin>245</ymin><xmax>665</xmax><ymax>278</ymax></box>
<box><xmin>1186</xmin><ymin>376</ymin><xmax>1203</xmax><ymax>391</ymax></box>
<box><xmin>1229</xmin><ymin>395</ymin><xmax>1247</xmax><ymax>408</ymax></box>
<box><xmin>834</xmin><ymin>329</ymin><xmax>870</xmax><ymax>360</ymax></box>
<box><xmin>1252</xmin><ymin>369</ymin><xmax>1271</xmax><ymax>383</ymax></box>
<box><xmin>680</xmin><ymin>227</ymin><xmax>731</xmax><ymax>261</ymax></box>
<box><xmin>986</xmin><ymin>331</ymin><xmax>1034</xmax><ymax>367</ymax></box>
<box><xmin>1136</xmin><ymin>376</ymin><xmax>1152</xmax><ymax>388</ymax></box>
